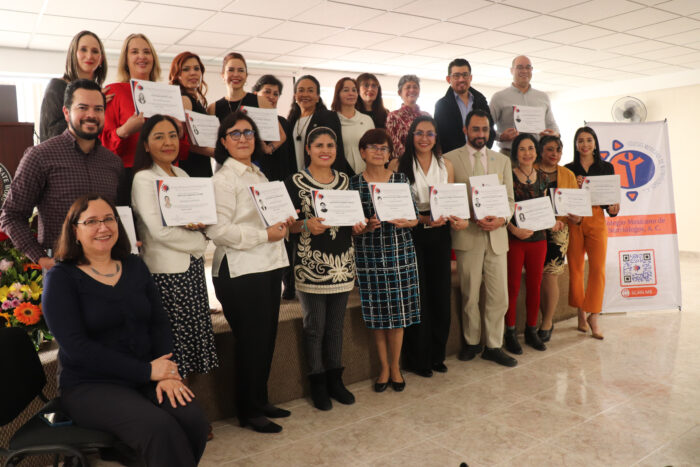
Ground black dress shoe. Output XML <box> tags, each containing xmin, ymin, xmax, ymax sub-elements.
<box><xmin>537</xmin><ymin>324</ymin><xmax>553</xmax><ymax>343</ymax></box>
<box><xmin>408</xmin><ymin>368</ymin><xmax>433</xmax><ymax>378</ymax></box>
<box><xmin>504</xmin><ymin>328</ymin><xmax>523</xmax><ymax>355</ymax></box>
<box><xmin>482</xmin><ymin>347</ymin><xmax>518</xmax><ymax>367</ymax></box>
<box><xmin>262</xmin><ymin>404</ymin><xmax>291</xmax><ymax>418</ymax></box>
<box><xmin>525</xmin><ymin>326</ymin><xmax>547</xmax><ymax>351</ymax></box>
<box><xmin>240</xmin><ymin>416</ymin><xmax>282</xmax><ymax>433</ymax></box>
<box><xmin>432</xmin><ymin>362</ymin><xmax>448</xmax><ymax>373</ymax></box>
<box><xmin>390</xmin><ymin>375</ymin><xmax>406</xmax><ymax>392</ymax></box>
<box><xmin>374</xmin><ymin>379</ymin><xmax>389</xmax><ymax>393</ymax></box>
<box><xmin>458</xmin><ymin>344</ymin><xmax>483</xmax><ymax>361</ymax></box>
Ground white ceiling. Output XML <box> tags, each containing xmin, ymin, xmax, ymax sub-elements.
<box><xmin>1</xmin><ymin>0</ymin><xmax>700</xmax><ymax>92</ymax></box>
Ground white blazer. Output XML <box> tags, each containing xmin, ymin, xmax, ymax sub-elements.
<box><xmin>131</xmin><ymin>164</ymin><xmax>208</xmax><ymax>274</ymax></box>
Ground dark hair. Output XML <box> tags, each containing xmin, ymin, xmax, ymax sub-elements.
<box><xmin>132</xmin><ymin>115</ymin><xmax>181</xmax><ymax>173</ymax></box>
<box><xmin>64</xmin><ymin>31</ymin><xmax>107</xmax><ymax>85</ymax></box>
<box><xmin>214</xmin><ymin>110</ymin><xmax>264</xmax><ymax>165</ymax></box>
<box><xmin>447</xmin><ymin>58</ymin><xmax>472</xmax><ymax>75</ymax></box>
<box><xmin>355</xmin><ymin>73</ymin><xmax>388</xmax><ymax>126</ymax></box>
<box><xmin>54</xmin><ymin>194</ymin><xmax>132</xmax><ymax>264</ymax></box>
<box><xmin>465</xmin><ymin>108</ymin><xmax>492</xmax><ymax>129</ymax></box>
<box><xmin>221</xmin><ymin>52</ymin><xmax>247</xmax><ymax>74</ymax></box>
<box><xmin>252</xmin><ymin>74</ymin><xmax>283</xmax><ymax>93</ymax></box>
<box><xmin>304</xmin><ymin>126</ymin><xmax>337</xmax><ymax>167</ymax></box>
<box><xmin>539</xmin><ymin>134</ymin><xmax>563</xmax><ymax>153</ymax></box>
<box><xmin>573</xmin><ymin>126</ymin><xmax>602</xmax><ymax>164</ymax></box>
<box><xmin>64</xmin><ymin>79</ymin><xmax>105</xmax><ymax>108</ymax></box>
<box><xmin>398</xmin><ymin>116</ymin><xmax>443</xmax><ymax>184</ymax></box>
<box><xmin>359</xmin><ymin>128</ymin><xmax>393</xmax><ymax>156</ymax></box>
<box><xmin>511</xmin><ymin>133</ymin><xmax>540</xmax><ymax>166</ymax></box>
<box><xmin>331</xmin><ymin>77</ymin><xmax>357</xmax><ymax>112</ymax></box>
<box><xmin>169</xmin><ymin>51</ymin><xmax>207</xmax><ymax>107</ymax></box>
<box><xmin>287</xmin><ymin>75</ymin><xmax>326</xmax><ymax>124</ymax></box>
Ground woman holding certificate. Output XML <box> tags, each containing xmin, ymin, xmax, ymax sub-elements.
<box><xmin>331</xmin><ymin>77</ymin><xmax>374</xmax><ymax>174</ymax></box>
<box><xmin>350</xmin><ymin>129</ymin><xmax>420</xmax><ymax>392</ymax></box>
<box><xmin>284</xmin><ymin>127</ymin><xmax>361</xmax><ymax>411</ymax></box>
<box><xmin>536</xmin><ymin>135</ymin><xmax>579</xmax><ymax>342</ymax></box>
<box><xmin>504</xmin><ymin>134</ymin><xmax>564</xmax><ymax>354</ymax></box>
<box><xmin>398</xmin><ymin>116</ymin><xmax>467</xmax><ymax>376</ymax></box>
<box><xmin>355</xmin><ymin>73</ymin><xmax>388</xmax><ymax>129</ymax></box>
<box><xmin>206</xmin><ymin>111</ymin><xmax>293</xmax><ymax>433</ymax></box>
<box><xmin>565</xmin><ymin>127</ymin><xmax>620</xmax><ymax>340</ymax></box>
<box><xmin>131</xmin><ymin>114</ymin><xmax>218</xmax><ymax>384</ymax></box>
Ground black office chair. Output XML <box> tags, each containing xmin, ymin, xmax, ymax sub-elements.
<box><xmin>0</xmin><ymin>327</ymin><xmax>116</xmax><ymax>467</ymax></box>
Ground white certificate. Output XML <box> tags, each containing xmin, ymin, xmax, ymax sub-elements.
<box><xmin>131</xmin><ymin>79</ymin><xmax>186</xmax><ymax>121</ymax></box>
<box><xmin>551</xmin><ymin>188</ymin><xmax>592</xmax><ymax>217</ymax></box>
<box><xmin>243</xmin><ymin>106</ymin><xmax>280</xmax><ymax>141</ymax></box>
<box><xmin>582</xmin><ymin>174</ymin><xmax>621</xmax><ymax>205</ymax></box>
<box><xmin>312</xmin><ymin>190</ymin><xmax>365</xmax><ymax>226</ymax></box>
<box><xmin>469</xmin><ymin>174</ymin><xmax>499</xmax><ymax>187</ymax></box>
<box><xmin>185</xmin><ymin>111</ymin><xmax>220</xmax><ymax>148</ymax></box>
<box><xmin>471</xmin><ymin>184</ymin><xmax>511</xmax><ymax>220</ymax></box>
<box><xmin>116</xmin><ymin>206</ymin><xmax>139</xmax><ymax>255</ymax></box>
<box><xmin>370</xmin><ymin>183</ymin><xmax>416</xmax><ymax>221</ymax></box>
<box><xmin>429</xmin><ymin>184</ymin><xmax>469</xmax><ymax>220</ymax></box>
<box><xmin>248</xmin><ymin>181</ymin><xmax>297</xmax><ymax>227</ymax></box>
<box><xmin>514</xmin><ymin>197</ymin><xmax>556</xmax><ymax>231</ymax></box>
<box><xmin>513</xmin><ymin>105</ymin><xmax>546</xmax><ymax>134</ymax></box>
<box><xmin>155</xmin><ymin>178</ymin><xmax>217</xmax><ymax>226</ymax></box>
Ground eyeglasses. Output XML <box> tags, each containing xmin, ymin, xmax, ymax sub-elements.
<box><xmin>361</xmin><ymin>83</ymin><xmax>379</xmax><ymax>90</ymax></box>
<box><xmin>226</xmin><ymin>129</ymin><xmax>255</xmax><ymax>141</ymax></box>
<box><xmin>450</xmin><ymin>72</ymin><xmax>470</xmax><ymax>79</ymax></box>
<box><xmin>75</xmin><ymin>216</ymin><xmax>118</xmax><ymax>228</ymax></box>
<box><xmin>514</xmin><ymin>65</ymin><xmax>533</xmax><ymax>71</ymax></box>
<box><xmin>414</xmin><ymin>131</ymin><xmax>436</xmax><ymax>138</ymax></box>
<box><xmin>366</xmin><ymin>144</ymin><xmax>390</xmax><ymax>153</ymax></box>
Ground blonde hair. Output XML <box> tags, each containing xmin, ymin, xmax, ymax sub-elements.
<box><xmin>64</xmin><ymin>31</ymin><xmax>107</xmax><ymax>85</ymax></box>
<box><xmin>117</xmin><ymin>33</ymin><xmax>161</xmax><ymax>82</ymax></box>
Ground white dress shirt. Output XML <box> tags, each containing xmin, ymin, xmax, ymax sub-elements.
<box><xmin>206</xmin><ymin>157</ymin><xmax>288</xmax><ymax>279</ymax></box>
<box><xmin>411</xmin><ymin>157</ymin><xmax>448</xmax><ymax>212</ymax></box>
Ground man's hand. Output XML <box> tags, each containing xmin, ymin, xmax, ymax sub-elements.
<box><xmin>499</xmin><ymin>128</ymin><xmax>518</xmax><ymax>142</ymax></box>
<box><xmin>476</xmin><ymin>216</ymin><xmax>505</xmax><ymax>231</ymax></box>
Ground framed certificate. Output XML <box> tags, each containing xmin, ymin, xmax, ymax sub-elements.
<box><xmin>248</xmin><ymin>181</ymin><xmax>298</xmax><ymax>227</ymax></box>
<box><xmin>471</xmin><ymin>184</ymin><xmax>511</xmax><ymax>220</ymax></box>
<box><xmin>131</xmin><ymin>79</ymin><xmax>186</xmax><ymax>121</ymax></box>
<box><xmin>156</xmin><ymin>178</ymin><xmax>217</xmax><ymax>226</ymax></box>
<box><xmin>514</xmin><ymin>197</ymin><xmax>556</xmax><ymax>231</ymax></box>
<box><xmin>429</xmin><ymin>183</ymin><xmax>469</xmax><ymax>220</ymax></box>
<box><xmin>116</xmin><ymin>206</ymin><xmax>139</xmax><ymax>254</ymax></box>
<box><xmin>551</xmin><ymin>188</ymin><xmax>592</xmax><ymax>217</ymax></box>
<box><xmin>185</xmin><ymin>111</ymin><xmax>220</xmax><ymax>148</ymax></box>
<box><xmin>513</xmin><ymin>105</ymin><xmax>546</xmax><ymax>134</ymax></box>
<box><xmin>370</xmin><ymin>183</ymin><xmax>416</xmax><ymax>221</ymax></box>
<box><xmin>582</xmin><ymin>174</ymin><xmax>621</xmax><ymax>205</ymax></box>
<box><xmin>243</xmin><ymin>107</ymin><xmax>280</xmax><ymax>141</ymax></box>
<box><xmin>312</xmin><ymin>190</ymin><xmax>365</xmax><ymax>226</ymax></box>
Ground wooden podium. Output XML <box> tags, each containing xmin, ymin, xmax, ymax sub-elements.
<box><xmin>0</xmin><ymin>122</ymin><xmax>34</xmax><ymax>176</ymax></box>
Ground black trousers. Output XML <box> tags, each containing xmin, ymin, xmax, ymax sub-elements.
<box><xmin>403</xmin><ymin>224</ymin><xmax>452</xmax><ymax>370</ymax></box>
<box><xmin>282</xmin><ymin>237</ymin><xmax>296</xmax><ymax>295</ymax></box>
<box><xmin>213</xmin><ymin>260</ymin><xmax>283</xmax><ymax>419</ymax></box>
<box><xmin>61</xmin><ymin>382</ymin><xmax>208</xmax><ymax>467</ymax></box>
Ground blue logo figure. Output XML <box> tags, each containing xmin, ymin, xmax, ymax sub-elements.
<box><xmin>601</xmin><ymin>140</ymin><xmax>655</xmax><ymax>201</ymax></box>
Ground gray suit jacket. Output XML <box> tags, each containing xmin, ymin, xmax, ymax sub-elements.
<box><xmin>444</xmin><ymin>145</ymin><xmax>514</xmax><ymax>255</ymax></box>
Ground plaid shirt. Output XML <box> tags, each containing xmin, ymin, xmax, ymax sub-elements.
<box><xmin>0</xmin><ymin>130</ymin><xmax>122</xmax><ymax>262</ymax></box>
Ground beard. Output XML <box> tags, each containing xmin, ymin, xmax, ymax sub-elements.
<box><xmin>469</xmin><ymin>136</ymin><xmax>486</xmax><ymax>150</ymax></box>
<box><xmin>69</xmin><ymin>118</ymin><xmax>103</xmax><ymax>140</ymax></box>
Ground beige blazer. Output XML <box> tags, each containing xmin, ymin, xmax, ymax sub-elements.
<box><xmin>444</xmin><ymin>145</ymin><xmax>514</xmax><ymax>255</ymax></box>
<box><xmin>131</xmin><ymin>164</ymin><xmax>208</xmax><ymax>274</ymax></box>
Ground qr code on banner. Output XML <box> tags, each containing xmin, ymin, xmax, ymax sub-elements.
<box><xmin>619</xmin><ymin>249</ymin><xmax>657</xmax><ymax>286</ymax></box>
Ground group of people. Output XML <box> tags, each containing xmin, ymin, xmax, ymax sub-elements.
<box><xmin>0</xmin><ymin>29</ymin><xmax>620</xmax><ymax>466</ymax></box>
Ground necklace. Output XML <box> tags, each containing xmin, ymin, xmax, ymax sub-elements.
<box><xmin>295</xmin><ymin>114</ymin><xmax>312</xmax><ymax>141</ymax></box>
<box><xmin>90</xmin><ymin>262</ymin><xmax>120</xmax><ymax>278</ymax></box>
<box><xmin>226</xmin><ymin>98</ymin><xmax>243</xmax><ymax>116</ymax></box>
<box><xmin>518</xmin><ymin>166</ymin><xmax>535</xmax><ymax>184</ymax></box>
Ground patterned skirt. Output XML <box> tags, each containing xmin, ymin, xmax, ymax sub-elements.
<box><xmin>544</xmin><ymin>224</ymin><xmax>570</xmax><ymax>275</ymax></box>
<box><xmin>152</xmin><ymin>256</ymin><xmax>218</xmax><ymax>377</ymax></box>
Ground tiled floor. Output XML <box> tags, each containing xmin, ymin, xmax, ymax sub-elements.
<box><xmin>100</xmin><ymin>255</ymin><xmax>700</xmax><ymax>466</ymax></box>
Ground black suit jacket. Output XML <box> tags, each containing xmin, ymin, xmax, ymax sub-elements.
<box><xmin>287</xmin><ymin>109</ymin><xmax>352</xmax><ymax>176</ymax></box>
<box><xmin>434</xmin><ymin>86</ymin><xmax>495</xmax><ymax>154</ymax></box>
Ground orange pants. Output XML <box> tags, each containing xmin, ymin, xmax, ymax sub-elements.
<box><xmin>567</xmin><ymin>207</ymin><xmax>608</xmax><ymax>314</ymax></box>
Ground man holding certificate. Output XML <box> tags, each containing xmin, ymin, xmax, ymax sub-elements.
<box><xmin>444</xmin><ymin>109</ymin><xmax>516</xmax><ymax>367</ymax></box>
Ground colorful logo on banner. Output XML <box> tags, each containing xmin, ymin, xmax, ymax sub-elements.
<box><xmin>601</xmin><ymin>140</ymin><xmax>658</xmax><ymax>202</ymax></box>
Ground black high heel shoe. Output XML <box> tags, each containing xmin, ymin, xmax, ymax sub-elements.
<box><xmin>390</xmin><ymin>372</ymin><xmax>406</xmax><ymax>392</ymax></box>
<box><xmin>537</xmin><ymin>324</ymin><xmax>553</xmax><ymax>343</ymax></box>
<box><xmin>374</xmin><ymin>378</ymin><xmax>389</xmax><ymax>393</ymax></box>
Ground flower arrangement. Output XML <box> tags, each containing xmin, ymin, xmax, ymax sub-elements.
<box><xmin>0</xmin><ymin>236</ymin><xmax>52</xmax><ymax>350</ymax></box>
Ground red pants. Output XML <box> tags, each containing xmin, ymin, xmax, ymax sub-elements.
<box><xmin>506</xmin><ymin>237</ymin><xmax>547</xmax><ymax>328</ymax></box>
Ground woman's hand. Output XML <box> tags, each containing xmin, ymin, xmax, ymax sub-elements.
<box><xmin>364</xmin><ymin>215</ymin><xmax>381</xmax><ymax>233</ymax></box>
<box><xmin>184</xmin><ymin>223</ymin><xmax>206</xmax><ymax>231</ymax></box>
<box><xmin>388</xmin><ymin>218</ymin><xmax>419</xmax><ymax>229</ymax></box>
<box><xmin>449</xmin><ymin>216</ymin><xmax>469</xmax><ymax>231</ymax></box>
<box><xmin>103</xmin><ymin>85</ymin><xmax>115</xmax><ymax>104</ymax></box>
<box><xmin>576</xmin><ymin>175</ymin><xmax>584</xmax><ymax>188</ymax></box>
<box><xmin>266</xmin><ymin>222</ymin><xmax>287</xmax><ymax>242</ymax></box>
<box><xmin>430</xmin><ymin>215</ymin><xmax>448</xmax><ymax>227</ymax></box>
<box><xmin>567</xmin><ymin>214</ymin><xmax>582</xmax><ymax>224</ymax></box>
<box><xmin>552</xmin><ymin>220</ymin><xmax>565</xmax><ymax>232</ymax></box>
<box><xmin>608</xmin><ymin>203</ymin><xmax>620</xmax><ymax>215</ymax></box>
<box><xmin>307</xmin><ymin>217</ymin><xmax>330</xmax><ymax>235</ymax></box>
<box><xmin>510</xmin><ymin>225</ymin><xmax>534</xmax><ymax>240</ymax></box>
<box><xmin>352</xmin><ymin>219</ymin><xmax>368</xmax><ymax>235</ymax></box>
<box><xmin>156</xmin><ymin>379</ymin><xmax>195</xmax><ymax>408</ymax></box>
<box><xmin>150</xmin><ymin>353</ymin><xmax>181</xmax><ymax>382</ymax></box>
<box><xmin>117</xmin><ymin>112</ymin><xmax>146</xmax><ymax>139</ymax></box>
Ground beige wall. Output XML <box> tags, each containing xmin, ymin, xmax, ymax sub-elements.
<box><xmin>551</xmin><ymin>84</ymin><xmax>700</xmax><ymax>252</ymax></box>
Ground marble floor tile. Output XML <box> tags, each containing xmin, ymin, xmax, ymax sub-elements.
<box><xmin>636</xmin><ymin>425</ymin><xmax>700</xmax><ymax>467</ymax></box>
<box><xmin>530</xmin><ymin>381</ymin><xmax>628</xmax><ymax>417</ymax></box>
<box><xmin>483</xmin><ymin>399</ymin><xmax>587</xmax><ymax>441</ymax></box>
<box><xmin>369</xmin><ymin>439</ymin><xmax>467</xmax><ymax>467</ymax></box>
<box><xmin>496</xmin><ymin>442</ymin><xmax>607</xmax><ymax>467</ymax></box>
